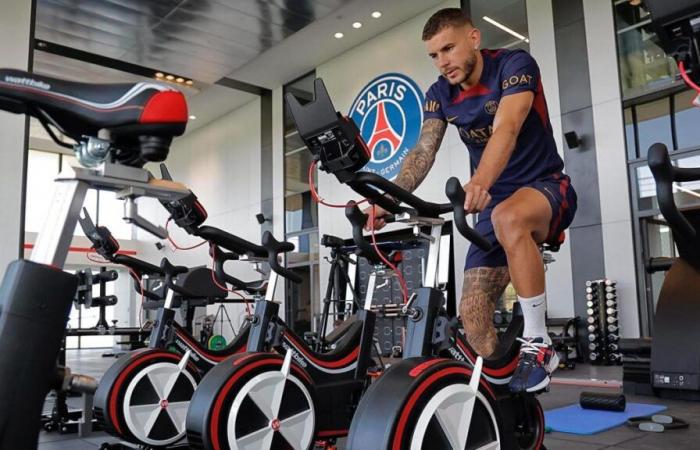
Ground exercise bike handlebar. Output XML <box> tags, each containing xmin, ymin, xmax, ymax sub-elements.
<box><xmin>648</xmin><ymin>143</ymin><xmax>697</xmax><ymax>241</ymax></box>
<box><xmin>112</xmin><ymin>254</ymin><xmax>163</xmax><ymax>277</ymax></box>
<box><xmin>344</xmin><ymin>172</ymin><xmax>492</xmax><ymax>253</ymax></box>
<box><xmin>211</xmin><ymin>245</ymin><xmax>267</xmax><ymax>294</ymax></box>
<box><xmin>345</xmin><ymin>201</ymin><xmax>390</xmax><ymax>265</ymax></box>
<box><xmin>445</xmin><ymin>177</ymin><xmax>493</xmax><ymax>252</ymax></box>
<box><xmin>195</xmin><ymin>225</ymin><xmax>267</xmax><ymax>258</ymax></box>
<box><xmin>261</xmin><ymin>231</ymin><xmax>303</xmax><ymax>284</ymax></box>
<box><xmin>159</xmin><ymin>257</ymin><xmax>197</xmax><ymax>297</ymax></box>
<box><xmin>347</xmin><ymin>171</ymin><xmax>449</xmax><ymax>217</ymax></box>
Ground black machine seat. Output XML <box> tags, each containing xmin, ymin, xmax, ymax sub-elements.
<box><xmin>285</xmin><ymin>319</ymin><xmax>364</xmax><ymax>363</ymax></box>
<box><xmin>0</xmin><ymin>69</ymin><xmax>188</xmax><ymax>164</ymax></box>
<box><xmin>324</xmin><ymin>315</ymin><xmax>358</xmax><ymax>345</ymax></box>
<box><xmin>540</xmin><ymin>231</ymin><xmax>565</xmax><ymax>253</ymax></box>
<box><xmin>176</xmin><ymin>267</ymin><xmax>227</xmax><ymax>300</ymax></box>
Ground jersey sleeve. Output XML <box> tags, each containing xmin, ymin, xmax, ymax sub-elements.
<box><xmin>423</xmin><ymin>83</ymin><xmax>445</xmax><ymax>121</ymax></box>
<box><xmin>500</xmin><ymin>51</ymin><xmax>540</xmax><ymax>97</ymax></box>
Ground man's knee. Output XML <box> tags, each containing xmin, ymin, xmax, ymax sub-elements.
<box><xmin>492</xmin><ymin>205</ymin><xmax>529</xmax><ymax>249</ymax></box>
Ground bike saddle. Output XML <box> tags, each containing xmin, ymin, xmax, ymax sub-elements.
<box><xmin>285</xmin><ymin>319</ymin><xmax>363</xmax><ymax>363</ymax></box>
<box><xmin>324</xmin><ymin>315</ymin><xmax>359</xmax><ymax>345</ymax></box>
<box><xmin>176</xmin><ymin>266</ymin><xmax>228</xmax><ymax>300</ymax></box>
<box><xmin>541</xmin><ymin>231</ymin><xmax>566</xmax><ymax>253</ymax></box>
<box><xmin>0</xmin><ymin>68</ymin><xmax>187</xmax><ymax>165</ymax></box>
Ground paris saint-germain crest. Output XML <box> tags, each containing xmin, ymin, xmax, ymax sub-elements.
<box><xmin>349</xmin><ymin>73</ymin><xmax>424</xmax><ymax>180</ymax></box>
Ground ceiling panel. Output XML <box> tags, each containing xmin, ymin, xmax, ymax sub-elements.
<box><xmin>36</xmin><ymin>0</ymin><xmax>346</xmax><ymax>84</ymax></box>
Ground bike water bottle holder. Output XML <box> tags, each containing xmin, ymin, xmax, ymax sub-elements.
<box><xmin>285</xmin><ymin>78</ymin><xmax>370</xmax><ymax>183</ymax></box>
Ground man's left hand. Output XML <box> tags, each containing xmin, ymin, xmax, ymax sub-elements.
<box><xmin>463</xmin><ymin>181</ymin><xmax>491</xmax><ymax>213</ymax></box>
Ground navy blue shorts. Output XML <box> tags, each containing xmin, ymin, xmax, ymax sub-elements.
<box><xmin>465</xmin><ymin>173</ymin><xmax>577</xmax><ymax>269</ymax></box>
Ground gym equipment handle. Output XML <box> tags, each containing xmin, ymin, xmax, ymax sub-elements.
<box><xmin>113</xmin><ymin>254</ymin><xmax>162</xmax><ymax>277</ymax></box>
<box><xmin>648</xmin><ymin>143</ymin><xmax>696</xmax><ymax>241</ymax></box>
<box><xmin>445</xmin><ymin>177</ymin><xmax>493</xmax><ymax>252</ymax></box>
<box><xmin>345</xmin><ymin>201</ymin><xmax>388</xmax><ymax>265</ymax></box>
<box><xmin>348</xmin><ymin>171</ymin><xmax>451</xmax><ymax>217</ymax></box>
<box><xmin>160</xmin><ymin>258</ymin><xmax>196</xmax><ymax>296</ymax></box>
<box><xmin>196</xmin><ymin>225</ymin><xmax>267</xmax><ymax>258</ymax></box>
<box><xmin>261</xmin><ymin>231</ymin><xmax>302</xmax><ymax>284</ymax></box>
<box><xmin>212</xmin><ymin>245</ymin><xmax>267</xmax><ymax>294</ymax></box>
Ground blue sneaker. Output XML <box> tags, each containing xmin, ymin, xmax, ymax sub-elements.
<box><xmin>509</xmin><ymin>337</ymin><xmax>559</xmax><ymax>393</ymax></box>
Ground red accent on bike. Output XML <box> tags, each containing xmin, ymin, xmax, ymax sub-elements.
<box><xmin>139</xmin><ymin>91</ymin><xmax>188</xmax><ymax>124</ymax></box>
<box><xmin>317</xmin><ymin>429</ymin><xmax>348</xmax><ymax>437</ymax></box>
<box><xmin>392</xmin><ymin>366</ymin><xmax>495</xmax><ymax>450</ymax></box>
<box><xmin>283</xmin><ymin>332</ymin><xmax>359</xmax><ymax>369</ymax></box>
<box><xmin>408</xmin><ymin>358</ymin><xmax>447</xmax><ymax>377</ymax></box>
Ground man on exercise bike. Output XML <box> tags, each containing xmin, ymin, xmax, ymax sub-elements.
<box><xmin>365</xmin><ymin>8</ymin><xmax>577</xmax><ymax>393</ymax></box>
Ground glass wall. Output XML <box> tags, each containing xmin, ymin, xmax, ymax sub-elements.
<box><xmin>614</xmin><ymin>0</ymin><xmax>679</xmax><ymax>98</ymax></box>
<box><xmin>283</xmin><ymin>72</ymin><xmax>320</xmax><ymax>335</ymax></box>
<box><xmin>471</xmin><ymin>0</ymin><xmax>530</xmax><ymax>52</ymax></box>
<box><xmin>614</xmin><ymin>0</ymin><xmax>700</xmax><ymax>335</ymax></box>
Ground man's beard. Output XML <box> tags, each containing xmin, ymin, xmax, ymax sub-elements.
<box><xmin>449</xmin><ymin>53</ymin><xmax>476</xmax><ymax>85</ymax></box>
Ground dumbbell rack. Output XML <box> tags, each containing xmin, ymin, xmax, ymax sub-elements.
<box><xmin>585</xmin><ymin>279</ymin><xmax>622</xmax><ymax>365</ymax></box>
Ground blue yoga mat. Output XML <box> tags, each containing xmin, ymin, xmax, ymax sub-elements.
<box><xmin>544</xmin><ymin>402</ymin><xmax>667</xmax><ymax>435</ymax></box>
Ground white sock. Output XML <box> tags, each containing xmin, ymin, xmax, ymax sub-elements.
<box><xmin>518</xmin><ymin>293</ymin><xmax>550</xmax><ymax>342</ymax></box>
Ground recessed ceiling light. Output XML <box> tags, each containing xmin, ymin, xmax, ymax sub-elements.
<box><xmin>155</xmin><ymin>72</ymin><xmax>164</xmax><ymax>78</ymax></box>
<box><xmin>352</xmin><ymin>22</ymin><xmax>362</xmax><ymax>29</ymax></box>
<box><xmin>165</xmin><ymin>74</ymin><xmax>175</xmax><ymax>81</ymax></box>
<box><xmin>189</xmin><ymin>115</ymin><xmax>197</xmax><ymax>120</ymax></box>
<box><xmin>185</xmin><ymin>80</ymin><xmax>194</xmax><ymax>86</ymax></box>
<box><xmin>176</xmin><ymin>77</ymin><xmax>184</xmax><ymax>83</ymax></box>
<box><xmin>371</xmin><ymin>11</ymin><xmax>382</xmax><ymax>19</ymax></box>
<box><xmin>334</xmin><ymin>32</ymin><xmax>344</xmax><ymax>39</ymax></box>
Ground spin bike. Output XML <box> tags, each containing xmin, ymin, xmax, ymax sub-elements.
<box><xmin>286</xmin><ymin>78</ymin><xmax>546</xmax><ymax>449</ymax></box>
<box><xmin>185</xmin><ymin>230</ymin><xmax>378</xmax><ymax>450</ymax></box>
<box><xmin>0</xmin><ymin>68</ymin><xmax>194</xmax><ymax>448</ymax></box>
<box><xmin>78</xmin><ymin>211</ymin><xmax>261</xmax><ymax>448</ymax></box>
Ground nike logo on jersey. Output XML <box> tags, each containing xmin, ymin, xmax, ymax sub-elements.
<box><xmin>447</xmin><ymin>115</ymin><xmax>458</xmax><ymax>123</ymax></box>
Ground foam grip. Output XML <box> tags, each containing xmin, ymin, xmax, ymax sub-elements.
<box><xmin>580</xmin><ymin>391</ymin><xmax>626</xmax><ymax>412</ymax></box>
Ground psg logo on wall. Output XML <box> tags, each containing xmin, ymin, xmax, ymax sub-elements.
<box><xmin>348</xmin><ymin>73</ymin><xmax>424</xmax><ymax>180</ymax></box>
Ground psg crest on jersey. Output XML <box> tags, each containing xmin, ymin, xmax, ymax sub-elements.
<box><xmin>348</xmin><ymin>73</ymin><xmax>424</xmax><ymax>180</ymax></box>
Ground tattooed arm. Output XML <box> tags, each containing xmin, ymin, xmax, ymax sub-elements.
<box><xmin>364</xmin><ymin>118</ymin><xmax>447</xmax><ymax>230</ymax></box>
<box><xmin>394</xmin><ymin>118</ymin><xmax>447</xmax><ymax>192</ymax></box>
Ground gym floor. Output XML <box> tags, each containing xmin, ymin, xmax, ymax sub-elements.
<box><xmin>38</xmin><ymin>349</ymin><xmax>699</xmax><ymax>450</ymax></box>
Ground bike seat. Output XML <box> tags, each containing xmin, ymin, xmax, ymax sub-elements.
<box><xmin>0</xmin><ymin>68</ymin><xmax>187</xmax><ymax>143</ymax></box>
<box><xmin>540</xmin><ymin>231</ymin><xmax>565</xmax><ymax>253</ymax></box>
<box><xmin>324</xmin><ymin>315</ymin><xmax>358</xmax><ymax>345</ymax></box>
<box><xmin>284</xmin><ymin>319</ymin><xmax>363</xmax><ymax>364</ymax></box>
<box><xmin>176</xmin><ymin>267</ymin><xmax>227</xmax><ymax>300</ymax></box>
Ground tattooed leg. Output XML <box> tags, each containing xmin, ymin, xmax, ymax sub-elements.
<box><xmin>459</xmin><ymin>266</ymin><xmax>511</xmax><ymax>358</ymax></box>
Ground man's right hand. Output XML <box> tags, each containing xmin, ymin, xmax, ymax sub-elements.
<box><xmin>363</xmin><ymin>204</ymin><xmax>390</xmax><ymax>231</ymax></box>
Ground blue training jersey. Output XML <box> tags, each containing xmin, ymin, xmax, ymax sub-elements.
<box><xmin>423</xmin><ymin>48</ymin><xmax>563</xmax><ymax>199</ymax></box>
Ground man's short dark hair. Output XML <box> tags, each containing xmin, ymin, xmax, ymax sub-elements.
<box><xmin>422</xmin><ymin>8</ymin><xmax>473</xmax><ymax>41</ymax></box>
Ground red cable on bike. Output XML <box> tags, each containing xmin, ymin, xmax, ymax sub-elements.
<box><xmin>308</xmin><ymin>160</ymin><xmax>368</xmax><ymax>208</ymax></box>
<box><xmin>165</xmin><ymin>218</ymin><xmax>208</xmax><ymax>250</ymax></box>
<box><xmin>369</xmin><ymin>205</ymin><xmax>409</xmax><ymax>304</ymax></box>
<box><xmin>679</xmin><ymin>60</ymin><xmax>700</xmax><ymax>92</ymax></box>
